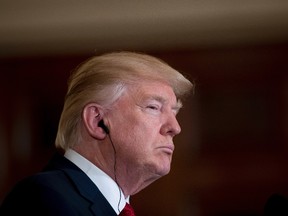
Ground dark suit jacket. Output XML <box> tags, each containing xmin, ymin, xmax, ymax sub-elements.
<box><xmin>264</xmin><ymin>194</ymin><xmax>288</xmax><ymax>216</ymax></box>
<box><xmin>0</xmin><ymin>153</ymin><xmax>117</xmax><ymax>216</ymax></box>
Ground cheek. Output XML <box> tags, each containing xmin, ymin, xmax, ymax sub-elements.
<box><xmin>112</xmin><ymin>106</ymin><xmax>160</xmax><ymax>154</ymax></box>
<box><xmin>117</xmin><ymin>123</ymin><xmax>156</xmax><ymax>156</ymax></box>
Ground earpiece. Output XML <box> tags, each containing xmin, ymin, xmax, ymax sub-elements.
<box><xmin>98</xmin><ymin>119</ymin><xmax>110</xmax><ymax>134</ymax></box>
<box><xmin>98</xmin><ymin>119</ymin><xmax>120</xmax><ymax>211</ymax></box>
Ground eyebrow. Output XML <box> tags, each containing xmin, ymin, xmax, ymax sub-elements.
<box><xmin>174</xmin><ymin>100</ymin><xmax>183</xmax><ymax>112</ymax></box>
<box><xmin>172</xmin><ymin>100</ymin><xmax>183</xmax><ymax>114</ymax></box>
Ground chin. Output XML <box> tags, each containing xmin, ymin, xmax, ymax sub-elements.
<box><xmin>157</xmin><ymin>164</ymin><xmax>171</xmax><ymax>177</ymax></box>
<box><xmin>147</xmin><ymin>157</ymin><xmax>172</xmax><ymax>177</ymax></box>
<box><xmin>159</xmin><ymin>157</ymin><xmax>173</xmax><ymax>174</ymax></box>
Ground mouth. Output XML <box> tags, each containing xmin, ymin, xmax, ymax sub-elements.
<box><xmin>158</xmin><ymin>144</ymin><xmax>174</xmax><ymax>155</ymax></box>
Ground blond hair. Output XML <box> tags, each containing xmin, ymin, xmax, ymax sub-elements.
<box><xmin>55</xmin><ymin>51</ymin><xmax>193</xmax><ymax>151</ymax></box>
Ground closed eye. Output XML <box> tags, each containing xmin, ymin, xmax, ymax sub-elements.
<box><xmin>147</xmin><ymin>105</ymin><xmax>160</xmax><ymax>110</ymax></box>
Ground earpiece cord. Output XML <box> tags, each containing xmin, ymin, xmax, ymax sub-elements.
<box><xmin>107</xmin><ymin>133</ymin><xmax>122</xmax><ymax>213</ymax></box>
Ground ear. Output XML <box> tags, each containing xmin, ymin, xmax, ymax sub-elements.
<box><xmin>82</xmin><ymin>103</ymin><xmax>106</xmax><ymax>139</ymax></box>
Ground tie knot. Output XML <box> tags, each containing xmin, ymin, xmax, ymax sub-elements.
<box><xmin>119</xmin><ymin>203</ymin><xmax>136</xmax><ymax>216</ymax></box>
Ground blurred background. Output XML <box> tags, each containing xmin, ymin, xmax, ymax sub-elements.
<box><xmin>1</xmin><ymin>1</ymin><xmax>288</xmax><ymax>215</ymax></box>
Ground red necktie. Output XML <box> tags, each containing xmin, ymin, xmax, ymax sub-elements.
<box><xmin>119</xmin><ymin>203</ymin><xmax>136</xmax><ymax>216</ymax></box>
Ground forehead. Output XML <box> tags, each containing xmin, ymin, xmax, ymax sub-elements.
<box><xmin>128</xmin><ymin>80</ymin><xmax>178</xmax><ymax>104</ymax></box>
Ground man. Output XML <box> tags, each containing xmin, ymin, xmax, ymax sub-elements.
<box><xmin>0</xmin><ymin>51</ymin><xmax>193</xmax><ymax>215</ymax></box>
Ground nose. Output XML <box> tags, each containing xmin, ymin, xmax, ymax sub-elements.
<box><xmin>161</xmin><ymin>113</ymin><xmax>181</xmax><ymax>137</ymax></box>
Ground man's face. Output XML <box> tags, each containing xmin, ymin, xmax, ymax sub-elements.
<box><xmin>108</xmin><ymin>80</ymin><xmax>182</xmax><ymax>181</ymax></box>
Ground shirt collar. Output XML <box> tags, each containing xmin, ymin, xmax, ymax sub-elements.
<box><xmin>64</xmin><ymin>149</ymin><xmax>129</xmax><ymax>214</ymax></box>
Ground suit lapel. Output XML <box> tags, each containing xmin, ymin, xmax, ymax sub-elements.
<box><xmin>44</xmin><ymin>153</ymin><xmax>117</xmax><ymax>216</ymax></box>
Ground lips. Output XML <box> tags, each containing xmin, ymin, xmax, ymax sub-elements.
<box><xmin>158</xmin><ymin>144</ymin><xmax>174</xmax><ymax>154</ymax></box>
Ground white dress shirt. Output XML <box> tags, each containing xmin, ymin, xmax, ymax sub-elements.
<box><xmin>64</xmin><ymin>149</ymin><xmax>129</xmax><ymax>215</ymax></box>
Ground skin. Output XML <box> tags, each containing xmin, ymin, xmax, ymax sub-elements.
<box><xmin>75</xmin><ymin>80</ymin><xmax>182</xmax><ymax>198</ymax></box>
